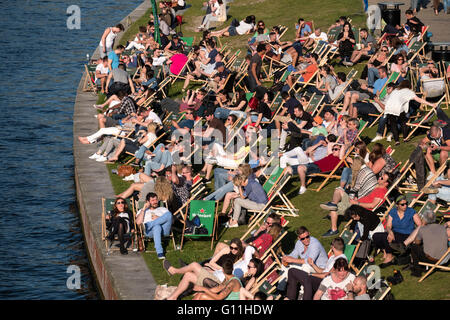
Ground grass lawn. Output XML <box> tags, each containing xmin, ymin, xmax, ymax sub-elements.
<box><xmin>103</xmin><ymin>0</ymin><xmax>450</xmax><ymax>300</ymax></box>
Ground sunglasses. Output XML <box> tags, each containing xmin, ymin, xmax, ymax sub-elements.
<box><xmin>116</xmin><ymin>201</ymin><xmax>125</xmax><ymax>205</ymax></box>
<box><xmin>381</xmin><ymin>49</ymin><xmax>388</xmax><ymax>52</ymax></box>
<box><xmin>332</xmin><ymin>148</ymin><xmax>340</xmax><ymax>151</ymax></box>
<box><xmin>248</xmin><ymin>265</ymin><xmax>256</xmax><ymax>269</ymax></box>
<box><xmin>299</xmin><ymin>235</ymin><xmax>310</xmax><ymax>241</ymax></box>
<box><xmin>398</xmin><ymin>202</ymin><xmax>408</xmax><ymax>206</ymax></box>
<box><xmin>230</xmin><ymin>246</ymin><xmax>239</xmax><ymax>251</ymax></box>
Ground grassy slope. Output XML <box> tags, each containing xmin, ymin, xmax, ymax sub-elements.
<box><xmin>108</xmin><ymin>0</ymin><xmax>450</xmax><ymax>300</ymax></box>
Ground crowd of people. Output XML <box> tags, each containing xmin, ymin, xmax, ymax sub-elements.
<box><xmin>79</xmin><ymin>0</ymin><xmax>450</xmax><ymax>300</ymax></box>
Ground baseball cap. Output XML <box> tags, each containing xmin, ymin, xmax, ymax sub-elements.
<box><xmin>313</xmin><ymin>115</ymin><xmax>323</xmax><ymax>125</ymax></box>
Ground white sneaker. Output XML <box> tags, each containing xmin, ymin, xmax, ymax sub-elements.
<box><xmin>298</xmin><ymin>186</ymin><xmax>307</xmax><ymax>195</ymax></box>
<box><xmin>371</xmin><ymin>134</ymin><xmax>383</xmax><ymax>142</ymax></box>
<box><xmin>89</xmin><ymin>153</ymin><xmax>100</xmax><ymax>160</ymax></box>
<box><xmin>386</xmin><ymin>133</ymin><xmax>393</xmax><ymax>142</ymax></box>
<box><xmin>123</xmin><ymin>174</ymin><xmax>135</xmax><ymax>181</ymax></box>
<box><xmin>96</xmin><ymin>155</ymin><xmax>107</xmax><ymax>162</ymax></box>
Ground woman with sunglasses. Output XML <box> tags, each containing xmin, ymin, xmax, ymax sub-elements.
<box><xmin>106</xmin><ymin>198</ymin><xmax>135</xmax><ymax>255</ymax></box>
<box><xmin>372</xmin><ymin>195</ymin><xmax>421</xmax><ymax>268</ymax></box>
<box><xmin>164</xmin><ymin>238</ymin><xmax>244</xmax><ymax>299</ymax></box>
<box><xmin>239</xmin><ymin>258</ymin><xmax>264</xmax><ymax>300</ymax></box>
<box><xmin>361</xmin><ymin>45</ymin><xmax>389</xmax><ymax>81</ymax></box>
<box><xmin>390</xmin><ymin>54</ymin><xmax>409</xmax><ymax>82</ymax></box>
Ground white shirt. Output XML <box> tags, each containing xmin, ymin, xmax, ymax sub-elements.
<box><xmin>138</xmin><ymin>207</ymin><xmax>170</xmax><ymax>224</ymax></box>
<box><xmin>384</xmin><ymin>88</ymin><xmax>416</xmax><ymax>116</ymax></box>
<box><xmin>236</xmin><ymin>21</ymin><xmax>254</xmax><ymax>35</ymax></box>
<box><xmin>319</xmin><ymin>272</ymin><xmax>355</xmax><ymax>300</ymax></box>
<box><xmin>95</xmin><ymin>63</ymin><xmax>109</xmax><ymax>82</ymax></box>
<box><xmin>152</xmin><ymin>56</ymin><xmax>167</xmax><ymax>66</ymax></box>
<box><xmin>310</xmin><ymin>32</ymin><xmax>328</xmax><ymax>42</ymax></box>
<box><xmin>323</xmin><ymin>253</ymin><xmax>347</xmax><ymax>273</ymax></box>
<box><xmin>143</xmin><ymin>132</ymin><xmax>157</xmax><ymax>148</ymax></box>
<box><xmin>99</xmin><ymin>27</ymin><xmax>117</xmax><ymax>49</ymax></box>
<box><xmin>145</xmin><ymin>111</ymin><xmax>163</xmax><ymax>125</ymax></box>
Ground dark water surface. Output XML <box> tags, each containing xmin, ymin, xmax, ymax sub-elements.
<box><xmin>0</xmin><ymin>0</ymin><xmax>142</xmax><ymax>299</ymax></box>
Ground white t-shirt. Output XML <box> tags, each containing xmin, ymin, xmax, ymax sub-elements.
<box><xmin>145</xmin><ymin>111</ymin><xmax>163</xmax><ymax>125</ymax></box>
<box><xmin>319</xmin><ymin>272</ymin><xmax>355</xmax><ymax>300</ymax></box>
<box><xmin>143</xmin><ymin>132</ymin><xmax>157</xmax><ymax>148</ymax></box>
<box><xmin>95</xmin><ymin>63</ymin><xmax>109</xmax><ymax>82</ymax></box>
<box><xmin>138</xmin><ymin>207</ymin><xmax>170</xmax><ymax>224</ymax></box>
<box><xmin>236</xmin><ymin>21</ymin><xmax>254</xmax><ymax>35</ymax></box>
<box><xmin>99</xmin><ymin>27</ymin><xmax>117</xmax><ymax>49</ymax></box>
<box><xmin>384</xmin><ymin>88</ymin><xmax>416</xmax><ymax>116</ymax></box>
<box><xmin>323</xmin><ymin>253</ymin><xmax>347</xmax><ymax>273</ymax></box>
<box><xmin>310</xmin><ymin>32</ymin><xmax>328</xmax><ymax>42</ymax></box>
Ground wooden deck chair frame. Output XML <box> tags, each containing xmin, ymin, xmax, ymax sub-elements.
<box><xmin>307</xmin><ymin>93</ymin><xmax>325</xmax><ymax>116</ymax></box>
<box><xmin>404</xmin><ymin>95</ymin><xmax>445</xmax><ymax>141</ymax></box>
<box><xmin>320</xmin><ymin>69</ymin><xmax>358</xmax><ymax>113</ymax></box>
<box><xmin>289</xmin><ymin>68</ymin><xmax>320</xmax><ymax>95</ymax></box>
<box><xmin>307</xmin><ymin>145</ymin><xmax>355</xmax><ymax>192</ymax></box>
<box><xmin>418</xmin><ymin>247</ymin><xmax>450</xmax><ymax>282</ymax></box>
<box><xmin>133</xmin><ymin>199</ymin><xmax>177</xmax><ymax>253</ymax></box>
<box><xmin>83</xmin><ymin>64</ymin><xmax>98</xmax><ymax>93</ymax></box>
<box><xmin>179</xmin><ymin>200</ymin><xmax>219</xmax><ymax>251</ymax></box>
<box><xmin>250</xmin><ymin>266</ymin><xmax>284</xmax><ymax>296</ymax></box>
<box><xmin>407</xmin><ymin>41</ymin><xmax>427</xmax><ymax>64</ymax></box>
<box><xmin>124</xmin><ymin>131</ymin><xmax>168</xmax><ymax>165</ymax></box>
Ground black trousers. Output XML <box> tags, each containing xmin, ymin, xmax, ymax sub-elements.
<box><xmin>372</xmin><ymin>232</ymin><xmax>409</xmax><ymax>254</ymax></box>
<box><xmin>387</xmin><ymin>112</ymin><xmax>409</xmax><ymax>142</ymax></box>
<box><xmin>286</xmin><ymin>268</ymin><xmax>323</xmax><ymax>300</ymax></box>
<box><xmin>410</xmin><ymin>243</ymin><xmax>437</xmax><ymax>268</ymax></box>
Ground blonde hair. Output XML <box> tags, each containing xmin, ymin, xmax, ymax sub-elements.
<box><xmin>268</xmin><ymin>223</ymin><xmax>282</xmax><ymax>240</ymax></box>
<box><xmin>351</xmin><ymin>157</ymin><xmax>364</xmax><ymax>188</ymax></box>
<box><xmin>238</xmin><ymin>163</ymin><xmax>252</xmax><ymax>179</ymax></box>
<box><xmin>147</xmin><ymin>122</ymin><xmax>158</xmax><ymax>133</ymax></box>
<box><xmin>154</xmin><ymin>176</ymin><xmax>173</xmax><ymax>202</ymax></box>
<box><xmin>232</xmin><ymin>174</ymin><xmax>245</xmax><ymax>186</ymax></box>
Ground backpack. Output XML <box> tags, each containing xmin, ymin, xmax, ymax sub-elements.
<box><xmin>184</xmin><ymin>215</ymin><xmax>208</xmax><ymax>235</ymax></box>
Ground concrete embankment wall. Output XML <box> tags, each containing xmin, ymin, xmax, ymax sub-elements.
<box><xmin>73</xmin><ymin>0</ymin><xmax>155</xmax><ymax>300</ymax></box>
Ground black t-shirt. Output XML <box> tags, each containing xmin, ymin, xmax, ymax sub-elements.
<box><xmin>295</xmin><ymin>111</ymin><xmax>314</xmax><ymax>130</ymax></box>
<box><xmin>256</xmin><ymin>102</ymin><xmax>272</xmax><ymax>120</ymax></box>
<box><xmin>406</xmin><ymin>17</ymin><xmax>424</xmax><ymax>35</ymax></box>
<box><xmin>248</xmin><ymin>53</ymin><xmax>262</xmax><ymax>80</ymax></box>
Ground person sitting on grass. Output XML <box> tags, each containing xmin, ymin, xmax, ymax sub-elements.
<box><xmin>192</xmin><ymin>258</ymin><xmax>243</xmax><ymax>300</ymax></box>
<box><xmin>211</xmin><ymin>15</ymin><xmax>255</xmax><ymax>38</ymax></box>
<box><xmin>319</xmin><ymin>172</ymin><xmax>393</xmax><ymax>237</ymax></box>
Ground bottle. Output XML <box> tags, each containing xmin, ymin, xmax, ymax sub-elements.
<box><xmin>86</xmin><ymin>53</ymin><xmax>90</xmax><ymax>62</ymax></box>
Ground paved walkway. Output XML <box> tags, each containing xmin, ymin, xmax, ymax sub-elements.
<box><xmin>73</xmin><ymin>0</ymin><xmax>156</xmax><ymax>300</ymax></box>
<box><xmin>368</xmin><ymin>0</ymin><xmax>450</xmax><ymax>42</ymax></box>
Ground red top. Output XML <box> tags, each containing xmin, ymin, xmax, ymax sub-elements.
<box><xmin>315</xmin><ymin>154</ymin><xmax>342</xmax><ymax>172</ymax></box>
<box><xmin>358</xmin><ymin>186</ymin><xmax>388</xmax><ymax>210</ymax></box>
<box><xmin>252</xmin><ymin>233</ymin><xmax>273</xmax><ymax>255</ymax></box>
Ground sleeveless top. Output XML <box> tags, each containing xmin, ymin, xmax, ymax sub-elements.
<box><xmin>224</xmin><ymin>276</ymin><xmax>242</xmax><ymax>300</ymax></box>
<box><xmin>99</xmin><ymin>27</ymin><xmax>117</xmax><ymax>49</ymax></box>
<box><xmin>380</xmin><ymin>153</ymin><xmax>397</xmax><ymax>176</ymax></box>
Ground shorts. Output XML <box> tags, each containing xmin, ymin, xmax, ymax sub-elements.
<box><xmin>95</xmin><ymin>79</ymin><xmax>102</xmax><ymax>85</ymax></box>
<box><xmin>337</xmin><ymin>191</ymin><xmax>351</xmax><ymax>215</ymax></box>
<box><xmin>196</xmin><ymin>268</ymin><xmax>221</xmax><ymax>287</ymax></box>
<box><xmin>291</xmin><ymin>162</ymin><xmax>320</xmax><ymax>175</ymax></box>
<box><xmin>227</xmin><ymin>26</ymin><xmax>238</xmax><ymax>36</ymax></box>
<box><xmin>105</xmin><ymin>117</ymin><xmax>120</xmax><ymax>127</ymax></box>
<box><xmin>292</xmin><ymin>41</ymin><xmax>303</xmax><ymax>55</ymax></box>
<box><xmin>349</xmin><ymin>90</ymin><xmax>370</xmax><ymax>100</ymax></box>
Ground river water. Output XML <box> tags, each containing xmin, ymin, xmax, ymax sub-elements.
<box><xmin>0</xmin><ymin>0</ymin><xmax>142</xmax><ymax>300</ymax></box>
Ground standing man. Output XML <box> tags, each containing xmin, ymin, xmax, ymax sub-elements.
<box><xmin>247</xmin><ymin>43</ymin><xmax>266</xmax><ymax>92</ymax></box>
<box><xmin>136</xmin><ymin>192</ymin><xmax>173</xmax><ymax>259</ymax></box>
<box><xmin>99</xmin><ymin>24</ymin><xmax>125</xmax><ymax>58</ymax></box>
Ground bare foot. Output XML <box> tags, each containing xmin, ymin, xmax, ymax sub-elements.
<box><xmin>78</xmin><ymin>136</ymin><xmax>90</xmax><ymax>144</ymax></box>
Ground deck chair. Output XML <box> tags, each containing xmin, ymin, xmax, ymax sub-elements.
<box><xmin>404</xmin><ymin>95</ymin><xmax>445</xmax><ymax>141</ymax></box>
<box><xmin>101</xmin><ymin>197</ymin><xmax>136</xmax><ymax>252</ymax></box>
<box><xmin>250</xmin><ymin>267</ymin><xmax>284</xmax><ymax>296</ymax></box>
<box><xmin>406</xmin><ymin>41</ymin><xmax>427</xmax><ymax>64</ymax></box>
<box><xmin>371</xmin><ymin>281</ymin><xmax>392</xmax><ymax>300</ymax></box>
<box><xmin>307</xmin><ymin>93</ymin><xmax>325</xmax><ymax>116</ymax></box>
<box><xmin>418</xmin><ymin>247</ymin><xmax>450</xmax><ymax>282</ymax></box>
<box><xmin>289</xmin><ymin>68</ymin><xmax>320</xmax><ymax>95</ymax></box>
<box><xmin>180</xmin><ymin>200</ymin><xmax>219</xmax><ymax>250</ymax></box>
<box><xmin>83</xmin><ymin>64</ymin><xmax>98</xmax><ymax>93</ymax></box>
<box><xmin>327</xmin><ymin>26</ymin><xmax>341</xmax><ymax>43</ymax></box>
<box><xmin>307</xmin><ymin>145</ymin><xmax>355</xmax><ymax>192</ymax></box>
<box><xmin>134</xmin><ymin>199</ymin><xmax>177</xmax><ymax>253</ymax></box>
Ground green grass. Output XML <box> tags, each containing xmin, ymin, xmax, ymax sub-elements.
<box><xmin>104</xmin><ymin>0</ymin><xmax>450</xmax><ymax>300</ymax></box>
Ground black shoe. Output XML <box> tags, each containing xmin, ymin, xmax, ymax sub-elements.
<box><xmin>120</xmin><ymin>247</ymin><xmax>128</xmax><ymax>255</ymax></box>
<box><xmin>389</xmin><ymin>242</ymin><xmax>406</xmax><ymax>254</ymax></box>
<box><xmin>402</xmin><ymin>263</ymin><xmax>413</xmax><ymax>271</ymax></box>
<box><xmin>410</xmin><ymin>267</ymin><xmax>423</xmax><ymax>277</ymax></box>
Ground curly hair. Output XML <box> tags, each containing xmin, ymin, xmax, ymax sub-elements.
<box><xmin>154</xmin><ymin>176</ymin><xmax>173</xmax><ymax>202</ymax></box>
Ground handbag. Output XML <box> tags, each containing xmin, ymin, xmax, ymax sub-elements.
<box><xmin>117</xmin><ymin>165</ymin><xmax>136</xmax><ymax>177</ymax></box>
<box><xmin>355</xmin><ymin>239</ymin><xmax>372</xmax><ymax>259</ymax></box>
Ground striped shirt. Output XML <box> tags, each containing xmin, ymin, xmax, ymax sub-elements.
<box><xmin>352</xmin><ymin>165</ymin><xmax>377</xmax><ymax>198</ymax></box>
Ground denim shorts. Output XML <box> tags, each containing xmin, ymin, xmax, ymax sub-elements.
<box><xmin>228</xmin><ymin>26</ymin><xmax>238</xmax><ymax>36</ymax></box>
